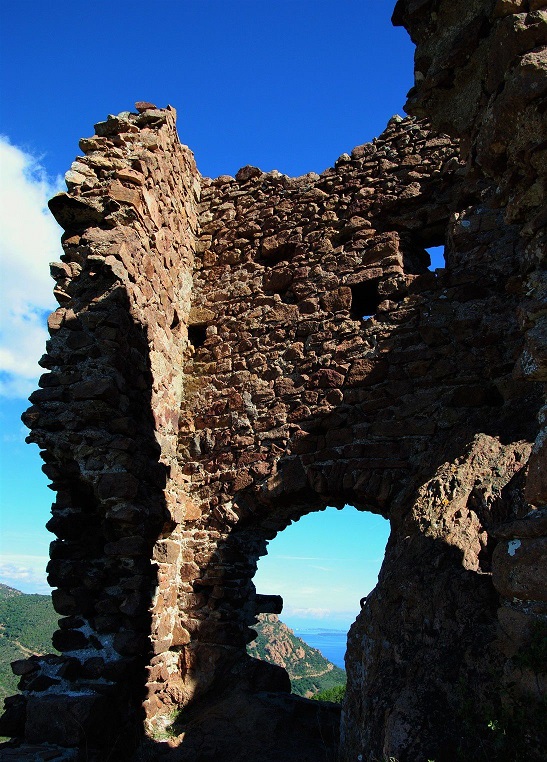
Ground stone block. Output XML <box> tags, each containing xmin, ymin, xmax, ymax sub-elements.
<box><xmin>25</xmin><ymin>694</ymin><xmax>120</xmax><ymax>747</ymax></box>
<box><xmin>51</xmin><ymin>588</ymin><xmax>78</xmax><ymax>615</ymax></box>
<box><xmin>254</xmin><ymin>594</ymin><xmax>283</xmax><ymax>615</ymax></box>
<box><xmin>51</xmin><ymin>627</ymin><xmax>89</xmax><ymax>652</ymax></box>
<box><xmin>492</xmin><ymin>537</ymin><xmax>547</xmax><ymax>601</ymax></box>
<box><xmin>70</xmin><ymin>378</ymin><xmax>118</xmax><ymax>402</ymax></box>
<box><xmin>320</xmin><ymin>287</ymin><xmax>352</xmax><ymax>313</ymax></box>
<box><xmin>47</xmin><ymin>310</ymin><xmax>65</xmax><ymax>333</ymax></box>
<box><xmin>171</xmin><ymin>621</ymin><xmax>191</xmax><ymax>646</ymax></box>
<box><xmin>188</xmin><ymin>306</ymin><xmax>215</xmax><ymax>325</ymax></box>
<box><xmin>235</xmin><ymin>165</ymin><xmax>262</xmax><ymax>182</ymax></box>
<box><xmin>490</xmin><ymin>508</ymin><xmax>547</xmax><ymax>540</ymax></box>
<box><xmin>48</xmin><ymin>193</ymin><xmax>103</xmax><ymax>232</ymax></box>
<box><xmin>97</xmin><ymin>472</ymin><xmax>139</xmax><ymax>501</ymax></box>
<box><xmin>153</xmin><ymin>539</ymin><xmax>181</xmax><ymax>564</ymax></box>
<box><xmin>135</xmin><ymin>101</ymin><xmax>157</xmax><ymax>112</ymax></box>
<box><xmin>104</xmin><ymin>535</ymin><xmax>148</xmax><ymax>556</ymax></box>
<box><xmin>310</xmin><ymin>368</ymin><xmax>345</xmax><ymax>388</ymax></box>
<box><xmin>10</xmin><ymin>658</ymin><xmax>39</xmax><ymax>677</ymax></box>
<box><xmin>346</xmin><ymin>358</ymin><xmax>388</xmax><ymax>386</ymax></box>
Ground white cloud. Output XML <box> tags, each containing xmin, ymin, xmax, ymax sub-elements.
<box><xmin>276</xmin><ymin>555</ymin><xmax>344</xmax><ymax>561</ymax></box>
<box><xmin>0</xmin><ymin>554</ymin><xmax>50</xmax><ymax>594</ymax></box>
<box><xmin>0</xmin><ymin>137</ymin><xmax>63</xmax><ymax>399</ymax></box>
<box><xmin>284</xmin><ymin>606</ymin><xmax>332</xmax><ymax>619</ymax></box>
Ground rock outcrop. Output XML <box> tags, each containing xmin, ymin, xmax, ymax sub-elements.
<box><xmin>247</xmin><ymin>614</ymin><xmax>346</xmax><ymax>697</ymax></box>
<box><xmin>1</xmin><ymin>3</ymin><xmax>546</xmax><ymax>760</ymax></box>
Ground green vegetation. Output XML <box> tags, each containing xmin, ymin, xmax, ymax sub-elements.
<box><xmin>457</xmin><ymin>695</ymin><xmax>547</xmax><ymax>761</ymax></box>
<box><xmin>292</xmin><ymin>669</ymin><xmax>346</xmax><ymax>698</ymax></box>
<box><xmin>0</xmin><ymin>583</ymin><xmax>59</xmax><ymax>701</ymax></box>
<box><xmin>247</xmin><ymin>614</ymin><xmax>346</xmax><ymax>698</ymax></box>
<box><xmin>312</xmin><ymin>683</ymin><xmax>346</xmax><ymax>703</ymax></box>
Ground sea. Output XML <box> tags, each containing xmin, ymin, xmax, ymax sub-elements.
<box><xmin>295</xmin><ymin>629</ymin><xmax>347</xmax><ymax>670</ymax></box>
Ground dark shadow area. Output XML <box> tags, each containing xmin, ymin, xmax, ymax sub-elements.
<box><xmin>259</xmin><ymin>240</ymin><xmax>299</xmax><ymax>266</ymax></box>
<box><xmin>350</xmin><ymin>280</ymin><xmax>382</xmax><ymax>320</ymax></box>
<box><xmin>0</xmin><ymin>253</ymin><xmax>170</xmax><ymax>761</ymax></box>
<box><xmin>187</xmin><ymin>324</ymin><xmax>207</xmax><ymax>348</ymax></box>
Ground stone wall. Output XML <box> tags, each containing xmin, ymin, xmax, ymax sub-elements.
<box><xmin>1</xmin><ymin>2</ymin><xmax>546</xmax><ymax>760</ymax></box>
<box><xmin>183</xmin><ymin>115</ymin><xmax>542</xmax><ymax>760</ymax></box>
<box><xmin>391</xmin><ymin>1</ymin><xmax>547</xmax><ymax>758</ymax></box>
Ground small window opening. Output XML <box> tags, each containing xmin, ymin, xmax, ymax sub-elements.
<box><xmin>426</xmin><ymin>246</ymin><xmax>445</xmax><ymax>271</ymax></box>
<box><xmin>188</xmin><ymin>324</ymin><xmax>207</xmax><ymax>348</ymax></box>
<box><xmin>350</xmin><ymin>280</ymin><xmax>382</xmax><ymax>320</ymax></box>
<box><xmin>170</xmin><ymin>309</ymin><xmax>180</xmax><ymax>330</ymax></box>
<box><xmin>261</xmin><ymin>241</ymin><xmax>297</xmax><ymax>266</ymax></box>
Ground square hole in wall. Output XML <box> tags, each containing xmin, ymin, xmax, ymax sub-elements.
<box><xmin>426</xmin><ymin>246</ymin><xmax>445</xmax><ymax>271</ymax></box>
<box><xmin>188</xmin><ymin>324</ymin><xmax>207</xmax><ymax>348</ymax></box>
<box><xmin>350</xmin><ymin>280</ymin><xmax>382</xmax><ymax>321</ymax></box>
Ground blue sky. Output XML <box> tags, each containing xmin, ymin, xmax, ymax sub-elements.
<box><xmin>254</xmin><ymin>507</ymin><xmax>389</xmax><ymax>631</ymax></box>
<box><xmin>0</xmin><ymin>0</ymin><xmax>413</xmax><ymax>629</ymax></box>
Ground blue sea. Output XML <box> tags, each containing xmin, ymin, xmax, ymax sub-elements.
<box><xmin>295</xmin><ymin>629</ymin><xmax>347</xmax><ymax>669</ymax></box>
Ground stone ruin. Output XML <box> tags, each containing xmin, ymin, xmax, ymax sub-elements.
<box><xmin>1</xmin><ymin>1</ymin><xmax>545</xmax><ymax>760</ymax></box>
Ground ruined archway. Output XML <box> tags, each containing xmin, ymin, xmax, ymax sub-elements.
<box><xmin>0</xmin><ymin>102</ymin><xmax>542</xmax><ymax>762</ymax></box>
<box><xmin>1</xmin><ymin>3</ymin><xmax>546</xmax><ymax>760</ymax></box>
<box><xmin>252</xmin><ymin>505</ymin><xmax>390</xmax><ymax>638</ymax></box>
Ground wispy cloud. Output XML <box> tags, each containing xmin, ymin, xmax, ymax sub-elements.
<box><xmin>285</xmin><ymin>606</ymin><xmax>332</xmax><ymax>619</ymax></box>
<box><xmin>275</xmin><ymin>555</ymin><xmax>347</xmax><ymax>562</ymax></box>
<box><xmin>0</xmin><ymin>555</ymin><xmax>50</xmax><ymax>594</ymax></box>
<box><xmin>0</xmin><ymin>137</ymin><xmax>62</xmax><ymax>399</ymax></box>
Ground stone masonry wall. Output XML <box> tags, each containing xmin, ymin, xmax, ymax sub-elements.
<box><xmin>177</xmin><ymin>116</ymin><xmax>542</xmax><ymax>760</ymax></box>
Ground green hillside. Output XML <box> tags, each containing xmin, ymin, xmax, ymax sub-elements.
<box><xmin>247</xmin><ymin>614</ymin><xmax>346</xmax><ymax>698</ymax></box>
<box><xmin>0</xmin><ymin>584</ymin><xmax>59</xmax><ymax>701</ymax></box>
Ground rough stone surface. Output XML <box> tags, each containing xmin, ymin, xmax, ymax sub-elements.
<box><xmin>1</xmin><ymin>3</ymin><xmax>546</xmax><ymax>760</ymax></box>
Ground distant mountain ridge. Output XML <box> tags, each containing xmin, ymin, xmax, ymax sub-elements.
<box><xmin>247</xmin><ymin>613</ymin><xmax>346</xmax><ymax>697</ymax></box>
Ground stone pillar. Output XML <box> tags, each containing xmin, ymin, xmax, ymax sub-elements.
<box><xmin>0</xmin><ymin>104</ymin><xmax>201</xmax><ymax>757</ymax></box>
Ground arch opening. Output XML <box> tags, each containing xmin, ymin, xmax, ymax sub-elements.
<box><xmin>248</xmin><ymin>505</ymin><xmax>390</xmax><ymax>701</ymax></box>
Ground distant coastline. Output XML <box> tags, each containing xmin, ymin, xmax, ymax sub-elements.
<box><xmin>295</xmin><ymin>629</ymin><xmax>347</xmax><ymax>669</ymax></box>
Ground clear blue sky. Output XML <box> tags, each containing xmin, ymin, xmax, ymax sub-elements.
<box><xmin>0</xmin><ymin>0</ymin><xmax>412</xmax><ymax>629</ymax></box>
